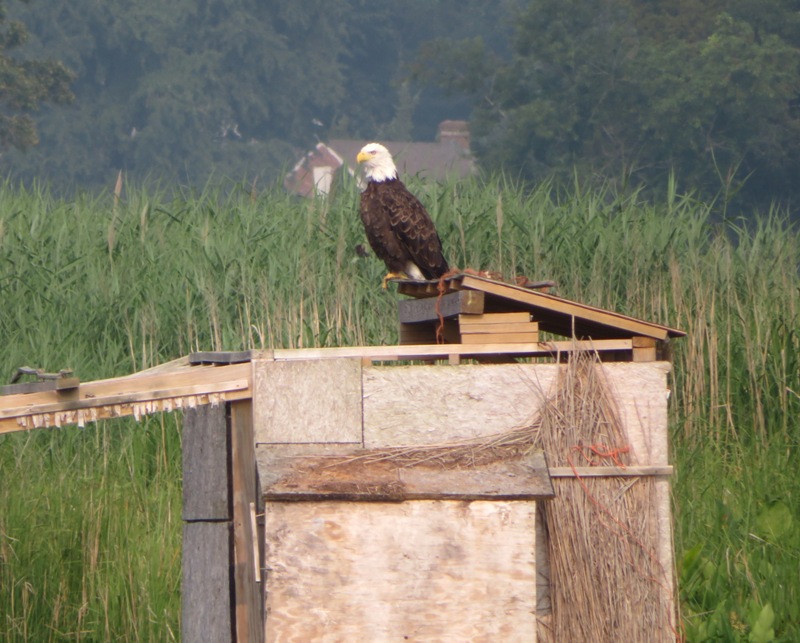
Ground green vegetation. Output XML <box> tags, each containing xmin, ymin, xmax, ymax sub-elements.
<box><xmin>4</xmin><ymin>0</ymin><xmax>499</xmax><ymax>190</ymax></box>
<box><xmin>4</xmin><ymin>0</ymin><xmax>800</xmax><ymax>212</ymax></box>
<box><xmin>0</xmin><ymin>0</ymin><xmax>74</xmax><ymax>151</ymax></box>
<box><xmin>1</xmin><ymin>176</ymin><xmax>798</xmax><ymax>640</ymax></box>
<box><xmin>415</xmin><ymin>0</ymin><xmax>800</xmax><ymax>211</ymax></box>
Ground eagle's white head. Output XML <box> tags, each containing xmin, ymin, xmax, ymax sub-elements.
<box><xmin>356</xmin><ymin>143</ymin><xmax>398</xmax><ymax>183</ymax></box>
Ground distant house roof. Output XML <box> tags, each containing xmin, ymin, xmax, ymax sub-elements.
<box><xmin>285</xmin><ymin>120</ymin><xmax>475</xmax><ymax>197</ymax></box>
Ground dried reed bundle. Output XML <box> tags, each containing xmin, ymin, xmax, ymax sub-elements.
<box><xmin>534</xmin><ymin>352</ymin><xmax>676</xmax><ymax>642</ymax></box>
<box><xmin>320</xmin><ymin>420</ymin><xmax>542</xmax><ymax>470</ymax></box>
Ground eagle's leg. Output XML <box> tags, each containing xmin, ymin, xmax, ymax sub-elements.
<box><xmin>381</xmin><ymin>271</ymin><xmax>407</xmax><ymax>289</ymax></box>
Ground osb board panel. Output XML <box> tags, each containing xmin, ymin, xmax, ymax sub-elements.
<box><xmin>362</xmin><ymin>363</ymin><xmax>559</xmax><ymax>447</ymax></box>
<box><xmin>599</xmin><ymin>362</ymin><xmax>671</xmax><ymax>465</ymax></box>
<box><xmin>264</xmin><ymin>500</ymin><xmax>537</xmax><ymax>642</ymax></box>
<box><xmin>252</xmin><ymin>359</ymin><xmax>362</xmax><ymax>444</ymax></box>
<box><xmin>362</xmin><ymin>362</ymin><xmax>670</xmax><ymax>465</ymax></box>
<box><xmin>262</xmin><ymin>450</ymin><xmax>553</xmax><ymax>501</ymax></box>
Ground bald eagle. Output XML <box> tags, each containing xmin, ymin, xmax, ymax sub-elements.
<box><xmin>356</xmin><ymin>143</ymin><xmax>449</xmax><ymax>288</ymax></box>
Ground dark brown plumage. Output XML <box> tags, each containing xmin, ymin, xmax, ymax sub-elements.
<box><xmin>356</xmin><ymin>143</ymin><xmax>449</xmax><ymax>285</ymax></box>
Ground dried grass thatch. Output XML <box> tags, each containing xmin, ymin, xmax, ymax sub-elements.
<box><xmin>533</xmin><ymin>352</ymin><xmax>677</xmax><ymax>642</ymax></box>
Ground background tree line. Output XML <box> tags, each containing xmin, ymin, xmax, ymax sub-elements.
<box><xmin>2</xmin><ymin>0</ymin><xmax>799</xmax><ymax>213</ymax></box>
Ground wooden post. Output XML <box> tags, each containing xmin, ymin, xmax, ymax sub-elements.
<box><xmin>230</xmin><ymin>400</ymin><xmax>264</xmax><ymax>643</ymax></box>
<box><xmin>182</xmin><ymin>404</ymin><xmax>232</xmax><ymax>643</ymax></box>
<box><xmin>182</xmin><ymin>402</ymin><xmax>264</xmax><ymax>643</ymax></box>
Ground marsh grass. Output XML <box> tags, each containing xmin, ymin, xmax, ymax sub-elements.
<box><xmin>0</xmin><ymin>175</ymin><xmax>798</xmax><ymax>640</ymax></box>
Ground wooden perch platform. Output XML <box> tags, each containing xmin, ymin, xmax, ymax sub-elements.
<box><xmin>396</xmin><ymin>273</ymin><xmax>684</xmax><ymax>361</ymax></box>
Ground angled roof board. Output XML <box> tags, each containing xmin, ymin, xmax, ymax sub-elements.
<box><xmin>398</xmin><ymin>274</ymin><xmax>685</xmax><ymax>341</ymax></box>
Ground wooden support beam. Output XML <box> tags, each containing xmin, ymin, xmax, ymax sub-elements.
<box><xmin>183</xmin><ymin>405</ymin><xmax>230</xmax><ymax>521</ymax></box>
<box><xmin>269</xmin><ymin>340</ymin><xmax>635</xmax><ymax>362</ymax></box>
<box><xmin>182</xmin><ymin>402</ymin><xmax>264</xmax><ymax>643</ymax></box>
<box><xmin>397</xmin><ymin>289</ymin><xmax>484</xmax><ymax>324</ymax></box>
<box><xmin>182</xmin><ymin>405</ymin><xmax>233</xmax><ymax>643</ymax></box>
<box><xmin>548</xmin><ymin>466</ymin><xmax>673</xmax><ymax>478</ymax></box>
<box><xmin>459</xmin><ymin>312</ymin><xmax>531</xmax><ymax>325</ymax></box>
<box><xmin>632</xmin><ymin>336</ymin><xmax>658</xmax><ymax>362</ymax></box>
<box><xmin>460</xmin><ymin>331</ymin><xmax>540</xmax><ymax>344</ymax></box>
<box><xmin>264</xmin><ymin>451</ymin><xmax>554</xmax><ymax>501</ymax></box>
<box><xmin>182</xmin><ymin>522</ymin><xmax>233</xmax><ymax>643</ymax></box>
<box><xmin>230</xmin><ymin>400</ymin><xmax>264</xmax><ymax>643</ymax></box>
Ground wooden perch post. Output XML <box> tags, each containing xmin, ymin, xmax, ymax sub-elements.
<box><xmin>182</xmin><ymin>402</ymin><xmax>263</xmax><ymax>643</ymax></box>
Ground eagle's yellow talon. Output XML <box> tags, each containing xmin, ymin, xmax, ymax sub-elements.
<box><xmin>381</xmin><ymin>272</ymin><xmax>405</xmax><ymax>289</ymax></box>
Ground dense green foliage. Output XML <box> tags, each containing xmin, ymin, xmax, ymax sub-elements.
<box><xmin>5</xmin><ymin>0</ymin><xmax>798</xmax><ymax>213</ymax></box>
<box><xmin>0</xmin><ymin>0</ymin><xmax>73</xmax><ymax>150</ymax></box>
<box><xmin>0</xmin><ymin>178</ymin><xmax>798</xmax><ymax>640</ymax></box>
<box><xmin>414</xmin><ymin>0</ymin><xmax>800</xmax><ymax>211</ymax></box>
<box><xmin>1</xmin><ymin>0</ymin><xmax>495</xmax><ymax>190</ymax></box>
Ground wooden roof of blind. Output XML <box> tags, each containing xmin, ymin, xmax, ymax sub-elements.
<box><xmin>397</xmin><ymin>273</ymin><xmax>686</xmax><ymax>341</ymax></box>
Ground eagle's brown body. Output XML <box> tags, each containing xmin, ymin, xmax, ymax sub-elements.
<box><xmin>359</xmin><ymin>178</ymin><xmax>449</xmax><ymax>279</ymax></box>
<box><xmin>357</xmin><ymin>147</ymin><xmax>449</xmax><ymax>283</ymax></box>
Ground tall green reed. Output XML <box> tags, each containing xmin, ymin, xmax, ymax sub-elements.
<box><xmin>0</xmin><ymin>175</ymin><xmax>798</xmax><ymax>640</ymax></box>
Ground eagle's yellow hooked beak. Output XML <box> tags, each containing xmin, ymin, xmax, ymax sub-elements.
<box><xmin>356</xmin><ymin>150</ymin><xmax>371</xmax><ymax>164</ymax></box>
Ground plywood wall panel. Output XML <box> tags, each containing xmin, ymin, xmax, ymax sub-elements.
<box><xmin>264</xmin><ymin>500</ymin><xmax>537</xmax><ymax>642</ymax></box>
<box><xmin>253</xmin><ymin>359</ymin><xmax>362</xmax><ymax>444</ymax></box>
<box><xmin>362</xmin><ymin>363</ymin><xmax>558</xmax><ymax>447</ymax></box>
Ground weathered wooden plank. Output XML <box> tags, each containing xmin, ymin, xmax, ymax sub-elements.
<box><xmin>0</xmin><ymin>362</ymin><xmax>251</xmax><ymax>423</ymax></box>
<box><xmin>397</xmin><ymin>289</ymin><xmax>485</xmax><ymax>323</ymax></box>
<box><xmin>548</xmin><ymin>465</ymin><xmax>673</xmax><ymax>477</ymax></box>
<box><xmin>230</xmin><ymin>401</ymin><xmax>263</xmax><ymax>643</ymax></box>
<box><xmin>0</xmin><ymin>390</ymin><xmax>249</xmax><ymax>435</ymax></box>
<box><xmin>460</xmin><ymin>321</ymin><xmax>538</xmax><ymax>334</ymax></box>
<box><xmin>267</xmin><ymin>340</ymin><xmax>634</xmax><ymax>362</ymax></box>
<box><xmin>263</xmin><ymin>451</ymin><xmax>553</xmax><ymax>501</ymax></box>
<box><xmin>182</xmin><ymin>404</ymin><xmax>230</xmax><ymax>521</ymax></box>
<box><xmin>257</xmin><ymin>443</ymin><xmax>367</xmax><ymax>493</ymax></box>
<box><xmin>264</xmin><ymin>500</ymin><xmax>538</xmax><ymax>642</ymax></box>
<box><xmin>182</xmin><ymin>521</ymin><xmax>233</xmax><ymax>643</ymax></box>
<box><xmin>459</xmin><ymin>312</ymin><xmax>531</xmax><ymax>325</ymax></box>
<box><xmin>461</xmin><ymin>331</ymin><xmax>540</xmax><ymax>344</ymax></box>
<box><xmin>252</xmin><ymin>359</ymin><xmax>362</xmax><ymax>444</ymax></box>
<box><xmin>190</xmin><ymin>351</ymin><xmax>256</xmax><ymax>365</ymax></box>
<box><xmin>1</xmin><ymin>379</ymin><xmax>250</xmax><ymax>421</ymax></box>
<box><xmin>398</xmin><ymin>320</ymin><xmax>460</xmax><ymax>345</ymax></box>
<box><xmin>0</xmin><ymin>376</ymin><xmax>79</xmax><ymax>396</ymax></box>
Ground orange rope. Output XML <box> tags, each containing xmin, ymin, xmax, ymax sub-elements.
<box><xmin>434</xmin><ymin>268</ymin><xmax>460</xmax><ymax>344</ymax></box>
<box><xmin>573</xmin><ymin>443</ymin><xmax>630</xmax><ymax>468</ymax></box>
